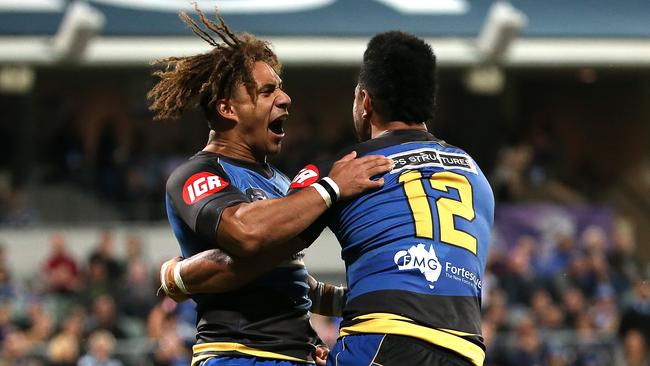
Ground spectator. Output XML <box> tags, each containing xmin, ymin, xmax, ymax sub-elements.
<box><xmin>118</xmin><ymin>259</ymin><xmax>157</xmax><ymax>320</ymax></box>
<box><xmin>123</xmin><ymin>234</ymin><xmax>143</xmax><ymax>263</ymax></box>
<box><xmin>589</xmin><ymin>290</ymin><xmax>619</xmax><ymax>335</ymax></box>
<box><xmin>500</xmin><ymin>236</ymin><xmax>543</xmax><ymax>305</ymax></box>
<box><xmin>146</xmin><ymin>299</ymin><xmax>194</xmax><ymax>348</ymax></box>
<box><xmin>491</xmin><ymin>144</ymin><xmax>534</xmax><ymax>201</ymax></box>
<box><xmin>554</xmin><ymin>253</ymin><xmax>597</xmax><ymax>299</ymax></box>
<box><xmin>529</xmin><ymin>288</ymin><xmax>554</xmax><ymax>324</ymax></box>
<box><xmin>87</xmin><ymin>231</ymin><xmax>121</xmax><ymax>280</ymax></box>
<box><xmin>483</xmin><ymin>289</ymin><xmax>510</xmax><ymax>332</ymax></box>
<box><xmin>150</xmin><ymin>334</ymin><xmax>189</xmax><ymax>366</ymax></box>
<box><xmin>24</xmin><ymin>302</ymin><xmax>54</xmax><ymax>348</ymax></box>
<box><xmin>43</xmin><ymin>233</ymin><xmax>80</xmax><ymax>295</ymax></box>
<box><xmin>507</xmin><ymin>314</ymin><xmax>553</xmax><ymax>366</ymax></box>
<box><xmin>44</xmin><ymin>307</ymin><xmax>86</xmax><ymax>365</ymax></box>
<box><xmin>615</xmin><ymin>329</ymin><xmax>650</xmax><ymax>366</ymax></box>
<box><xmin>79</xmin><ymin>255</ymin><xmax>113</xmax><ymax>310</ymax></box>
<box><xmin>609</xmin><ymin>218</ymin><xmax>643</xmax><ymax>289</ymax></box>
<box><xmin>620</xmin><ymin>278</ymin><xmax>650</xmax><ymax>342</ymax></box>
<box><xmin>0</xmin><ymin>330</ymin><xmax>40</xmax><ymax>366</ymax></box>
<box><xmin>77</xmin><ymin>330</ymin><xmax>122</xmax><ymax>366</ymax></box>
<box><xmin>46</xmin><ymin>333</ymin><xmax>79</xmax><ymax>366</ymax></box>
<box><xmin>561</xmin><ymin>287</ymin><xmax>587</xmax><ymax>329</ymax></box>
<box><xmin>86</xmin><ymin>295</ymin><xmax>126</xmax><ymax>340</ymax></box>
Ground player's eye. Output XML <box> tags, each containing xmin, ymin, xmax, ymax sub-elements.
<box><xmin>259</xmin><ymin>85</ymin><xmax>277</xmax><ymax>96</ymax></box>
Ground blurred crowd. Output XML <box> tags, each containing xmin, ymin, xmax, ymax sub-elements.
<box><xmin>0</xmin><ymin>217</ymin><xmax>647</xmax><ymax>365</ymax></box>
<box><xmin>482</xmin><ymin>217</ymin><xmax>650</xmax><ymax>366</ymax></box>
<box><xmin>0</xmin><ymin>231</ymin><xmax>194</xmax><ymax>366</ymax></box>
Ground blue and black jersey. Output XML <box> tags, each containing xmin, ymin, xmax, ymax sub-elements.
<box><xmin>290</xmin><ymin>130</ymin><xmax>494</xmax><ymax>366</ymax></box>
<box><xmin>165</xmin><ymin>151</ymin><xmax>317</xmax><ymax>365</ymax></box>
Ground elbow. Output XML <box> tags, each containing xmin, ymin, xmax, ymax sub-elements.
<box><xmin>228</xmin><ymin>227</ymin><xmax>268</xmax><ymax>257</ymax></box>
<box><xmin>220</xmin><ymin>206</ymin><xmax>271</xmax><ymax>257</ymax></box>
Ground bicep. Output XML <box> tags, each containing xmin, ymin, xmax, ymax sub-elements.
<box><xmin>194</xmin><ymin>193</ymin><xmax>248</xmax><ymax>249</ymax></box>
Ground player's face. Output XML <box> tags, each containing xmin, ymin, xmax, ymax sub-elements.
<box><xmin>231</xmin><ymin>61</ymin><xmax>291</xmax><ymax>159</ymax></box>
<box><xmin>352</xmin><ymin>84</ymin><xmax>371</xmax><ymax>141</ymax></box>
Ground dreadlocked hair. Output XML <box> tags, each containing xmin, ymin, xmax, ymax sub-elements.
<box><xmin>147</xmin><ymin>4</ymin><xmax>281</xmax><ymax>128</ymax></box>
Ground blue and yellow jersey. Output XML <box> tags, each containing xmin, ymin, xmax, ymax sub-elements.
<box><xmin>290</xmin><ymin>130</ymin><xmax>494</xmax><ymax>366</ymax></box>
<box><xmin>165</xmin><ymin>151</ymin><xmax>317</xmax><ymax>365</ymax></box>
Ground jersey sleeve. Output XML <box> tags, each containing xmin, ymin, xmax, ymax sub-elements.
<box><xmin>166</xmin><ymin>161</ymin><xmax>248</xmax><ymax>246</ymax></box>
<box><xmin>287</xmin><ymin>162</ymin><xmax>332</xmax><ymax>194</ymax></box>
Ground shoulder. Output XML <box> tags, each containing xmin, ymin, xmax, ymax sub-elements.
<box><xmin>165</xmin><ymin>152</ymin><xmax>237</xmax><ymax>207</ymax></box>
<box><xmin>166</xmin><ymin>152</ymin><xmax>229</xmax><ymax>192</ymax></box>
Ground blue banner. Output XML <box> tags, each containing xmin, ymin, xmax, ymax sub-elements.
<box><xmin>0</xmin><ymin>0</ymin><xmax>649</xmax><ymax>38</ymax></box>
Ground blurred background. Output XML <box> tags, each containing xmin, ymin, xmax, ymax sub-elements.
<box><xmin>0</xmin><ymin>0</ymin><xmax>649</xmax><ymax>365</ymax></box>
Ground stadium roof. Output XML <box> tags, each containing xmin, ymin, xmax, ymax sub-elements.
<box><xmin>1</xmin><ymin>0</ymin><xmax>650</xmax><ymax>66</ymax></box>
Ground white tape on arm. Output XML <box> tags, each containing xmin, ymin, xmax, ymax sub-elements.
<box><xmin>173</xmin><ymin>260</ymin><xmax>189</xmax><ymax>294</ymax></box>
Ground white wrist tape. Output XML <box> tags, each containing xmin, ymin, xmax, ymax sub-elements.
<box><xmin>311</xmin><ymin>182</ymin><xmax>332</xmax><ymax>208</ymax></box>
<box><xmin>160</xmin><ymin>261</ymin><xmax>172</xmax><ymax>294</ymax></box>
<box><xmin>173</xmin><ymin>260</ymin><xmax>189</xmax><ymax>294</ymax></box>
<box><xmin>320</xmin><ymin>177</ymin><xmax>341</xmax><ymax>201</ymax></box>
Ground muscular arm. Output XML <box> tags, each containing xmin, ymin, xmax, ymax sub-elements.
<box><xmin>217</xmin><ymin>187</ymin><xmax>327</xmax><ymax>257</ymax></box>
<box><xmin>175</xmin><ymin>236</ymin><xmax>310</xmax><ymax>293</ymax></box>
<box><xmin>167</xmin><ymin>210</ymin><xmax>329</xmax><ymax>294</ymax></box>
<box><xmin>163</xmin><ymin>241</ymin><xmax>346</xmax><ymax>317</ymax></box>
<box><xmin>215</xmin><ymin>152</ymin><xmax>391</xmax><ymax>257</ymax></box>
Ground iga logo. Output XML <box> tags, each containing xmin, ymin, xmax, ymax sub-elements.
<box><xmin>290</xmin><ymin>164</ymin><xmax>319</xmax><ymax>189</ymax></box>
<box><xmin>394</xmin><ymin>244</ymin><xmax>442</xmax><ymax>289</ymax></box>
<box><xmin>182</xmin><ymin>172</ymin><xmax>229</xmax><ymax>204</ymax></box>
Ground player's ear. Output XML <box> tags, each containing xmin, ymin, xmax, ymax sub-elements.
<box><xmin>216</xmin><ymin>99</ymin><xmax>237</xmax><ymax>121</ymax></box>
<box><xmin>362</xmin><ymin>89</ymin><xmax>373</xmax><ymax>117</ymax></box>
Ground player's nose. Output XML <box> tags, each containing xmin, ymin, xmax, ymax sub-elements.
<box><xmin>276</xmin><ymin>89</ymin><xmax>291</xmax><ymax>109</ymax></box>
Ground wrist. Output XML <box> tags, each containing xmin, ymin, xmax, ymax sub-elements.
<box><xmin>310</xmin><ymin>281</ymin><xmax>346</xmax><ymax>317</ymax></box>
<box><xmin>310</xmin><ymin>177</ymin><xmax>340</xmax><ymax>208</ymax></box>
<box><xmin>172</xmin><ymin>259</ymin><xmax>189</xmax><ymax>294</ymax></box>
<box><xmin>160</xmin><ymin>257</ymin><xmax>191</xmax><ymax>302</ymax></box>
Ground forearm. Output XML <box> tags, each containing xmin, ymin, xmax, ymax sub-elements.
<box><xmin>180</xmin><ymin>236</ymin><xmax>309</xmax><ymax>293</ymax></box>
<box><xmin>219</xmin><ymin>186</ymin><xmax>329</xmax><ymax>256</ymax></box>
<box><xmin>218</xmin><ymin>152</ymin><xmax>392</xmax><ymax>257</ymax></box>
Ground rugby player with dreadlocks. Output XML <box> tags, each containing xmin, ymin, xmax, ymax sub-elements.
<box><xmin>148</xmin><ymin>7</ymin><xmax>393</xmax><ymax>366</ymax></box>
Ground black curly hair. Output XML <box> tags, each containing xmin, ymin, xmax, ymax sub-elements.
<box><xmin>359</xmin><ymin>31</ymin><xmax>437</xmax><ymax>124</ymax></box>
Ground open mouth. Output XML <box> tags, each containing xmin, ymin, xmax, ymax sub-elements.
<box><xmin>268</xmin><ymin>115</ymin><xmax>287</xmax><ymax>135</ymax></box>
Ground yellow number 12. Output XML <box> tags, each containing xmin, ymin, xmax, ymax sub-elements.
<box><xmin>398</xmin><ymin>170</ymin><xmax>478</xmax><ymax>255</ymax></box>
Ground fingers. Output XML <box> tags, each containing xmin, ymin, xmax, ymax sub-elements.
<box><xmin>361</xmin><ymin>157</ymin><xmax>394</xmax><ymax>172</ymax></box>
<box><xmin>313</xmin><ymin>346</ymin><xmax>329</xmax><ymax>366</ymax></box>
<box><xmin>368</xmin><ymin>177</ymin><xmax>385</xmax><ymax>188</ymax></box>
<box><xmin>356</xmin><ymin>155</ymin><xmax>394</xmax><ymax>170</ymax></box>
<box><xmin>354</xmin><ymin>156</ymin><xmax>393</xmax><ymax>186</ymax></box>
